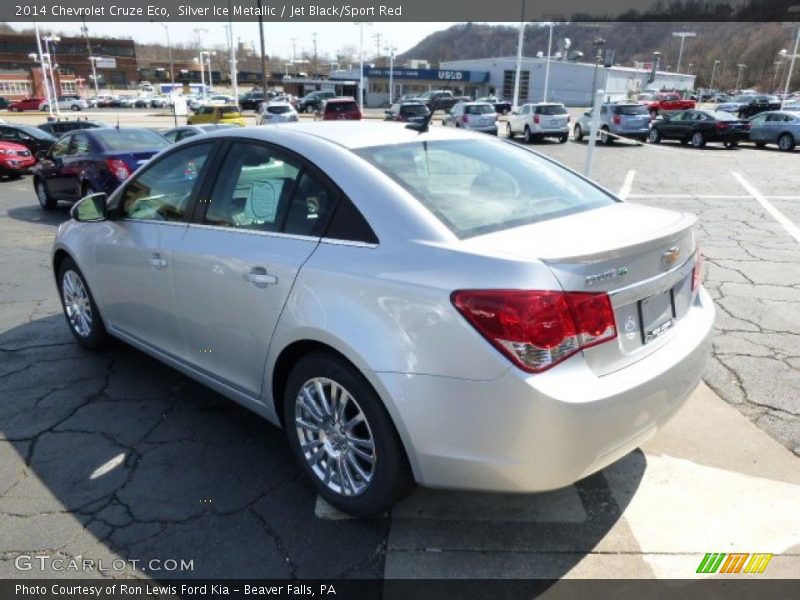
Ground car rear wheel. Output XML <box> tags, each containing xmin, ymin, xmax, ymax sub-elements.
<box><xmin>523</xmin><ymin>126</ymin><xmax>533</xmax><ymax>144</ymax></box>
<box><xmin>724</xmin><ymin>141</ymin><xmax>738</xmax><ymax>149</ymax></box>
<box><xmin>305</xmin><ymin>105</ymin><xmax>315</xmax><ymax>114</ymax></box>
<box><xmin>57</xmin><ymin>257</ymin><xmax>108</xmax><ymax>349</ymax></box>
<box><xmin>11</xmin><ymin>107</ymin><xmax>19</xmax><ymax>112</ymax></box>
<box><xmin>71</xmin><ymin>105</ymin><xmax>81</xmax><ymax>111</ymax></box>
<box><xmin>506</xmin><ymin>122</ymin><xmax>514</xmax><ymax>138</ymax></box>
<box><xmin>35</xmin><ymin>178</ymin><xmax>56</xmax><ymax>210</ymax></box>
<box><xmin>691</xmin><ymin>131</ymin><xmax>706</xmax><ymax>148</ymax></box>
<box><xmin>283</xmin><ymin>352</ymin><xmax>412</xmax><ymax>516</ymax></box>
<box><xmin>778</xmin><ymin>133</ymin><xmax>796</xmax><ymax>152</ymax></box>
<box><xmin>573</xmin><ymin>124</ymin><xmax>584</xmax><ymax>141</ymax></box>
<box><xmin>754</xmin><ymin>142</ymin><xmax>766</xmax><ymax>148</ymax></box>
<box><xmin>648</xmin><ymin>128</ymin><xmax>661</xmax><ymax>144</ymax></box>
<box><xmin>558</xmin><ymin>134</ymin><xmax>568</xmax><ymax>144</ymax></box>
<box><xmin>600</xmin><ymin>126</ymin><xmax>613</xmax><ymax>145</ymax></box>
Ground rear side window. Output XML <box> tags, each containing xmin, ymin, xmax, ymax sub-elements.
<box><xmin>536</xmin><ymin>105</ymin><xmax>567</xmax><ymax>115</ymax></box>
<box><xmin>324</xmin><ymin>197</ymin><xmax>378</xmax><ymax>244</ymax></box>
<box><xmin>355</xmin><ymin>140</ymin><xmax>616</xmax><ymax>238</ymax></box>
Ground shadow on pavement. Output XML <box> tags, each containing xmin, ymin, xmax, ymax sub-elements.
<box><xmin>6</xmin><ymin>203</ymin><xmax>72</xmax><ymax>228</ymax></box>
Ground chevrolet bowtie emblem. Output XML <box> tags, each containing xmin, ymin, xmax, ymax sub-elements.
<box><xmin>662</xmin><ymin>246</ymin><xmax>681</xmax><ymax>267</ymax></box>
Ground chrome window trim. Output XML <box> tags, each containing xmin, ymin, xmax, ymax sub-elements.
<box><xmin>182</xmin><ymin>221</ymin><xmax>321</xmax><ymax>243</ymax></box>
<box><xmin>320</xmin><ymin>237</ymin><xmax>379</xmax><ymax>249</ymax></box>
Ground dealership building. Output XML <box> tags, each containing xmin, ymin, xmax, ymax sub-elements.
<box><xmin>334</xmin><ymin>56</ymin><xmax>695</xmax><ymax>107</ymax></box>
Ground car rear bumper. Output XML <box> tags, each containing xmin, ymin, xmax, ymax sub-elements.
<box><xmin>374</xmin><ymin>287</ymin><xmax>714</xmax><ymax>493</ymax></box>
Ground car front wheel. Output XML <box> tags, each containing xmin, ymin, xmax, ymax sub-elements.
<box><xmin>35</xmin><ymin>178</ymin><xmax>56</xmax><ymax>210</ymax></box>
<box><xmin>283</xmin><ymin>352</ymin><xmax>412</xmax><ymax>516</ymax></box>
<box><xmin>691</xmin><ymin>131</ymin><xmax>706</xmax><ymax>148</ymax></box>
<box><xmin>573</xmin><ymin>124</ymin><xmax>584</xmax><ymax>141</ymax></box>
<box><xmin>648</xmin><ymin>128</ymin><xmax>661</xmax><ymax>144</ymax></box>
<box><xmin>523</xmin><ymin>126</ymin><xmax>533</xmax><ymax>144</ymax></box>
<box><xmin>506</xmin><ymin>122</ymin><xmax>514</xmax><ymax>138</ymax></box>
<box><xmin>57</xmin><ymin>257</ymin><xmax>108</xmax><ymax>349</ymax></box>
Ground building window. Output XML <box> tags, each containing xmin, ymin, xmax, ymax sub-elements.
<box><xmin>369</xmin><ymin>81</ymin><xmax>388</xmax><ymax>93</ymax></box>
<box><xmin>0</xmin><ymin>81</ymin><xmax>33</xmax><ymax>96</ymax></box>
<box><xmin>60</xmin><ymin>81</ymin><xmax>77</xmax><ymax>94</ymax></box>
<box><xmin>502</xmin><ymin>70</ymin><xmax>529</xmax><ymax>102</ymax></box>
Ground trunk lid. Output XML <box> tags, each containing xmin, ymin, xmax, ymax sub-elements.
<box><xmin>462</xmin><ymin>203</ymin><xmax>699</xmax><ymax>375</ymax></box>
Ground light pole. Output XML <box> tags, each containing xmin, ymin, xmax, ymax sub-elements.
<box><xmin>779</xmin><ymin>25</ymin><xmax>800</xmax><ymax>110</ymax></box>
<box><xmin>736</xmin><ymin>63</ymin><xmax>747</xmax><ymax>91</ymax></box>
<box><xmin>29</xmin><ymin>36</ymin><xmax>53</xmax><ymax>119</ymax></box>
<box><xmin>543</xmin><ymin>22</ymin><xmax>554</xmax><ymax>102</ymax></box>
<box><xmin>709</xmin><ymin>59</ymin><xmax>720</xmax><ymax>91</ymax></box>
<box><xmin>385</xmin><ymin>45</ymin><xmax>397</xmax><ymax>104</ymax></box>
<box><xmin>197</xmin><ymin>50</ymin><xmax>216</xmax><ymax>98</ymax></box>
<box><xmin>672</xmin><ymin>31</ymin><xmax>696</xmax><ymax>74</ymax></box>
<box><xmin>224</xmin><ymin>2</ymin><xmax>239</xmax><ymax>103</ymax></box>
<box><xmin>152</xmin><ymin>21</ymin><xmax>174</xmax><ymax>93</ymax></box>
<box><xmin>87</xmin><ymin>56</ymin><xmax>100</xmax><ymax>97</ymax></box>
<box><xmin>356</xmin><ymin>23</ymin><xmax>372</xmax><ymax>108</ymax></box>
<box><xmin>590</xmin><ymin>38</ymin><xmax>606</xmax><ymax>101</ymax></box>
<box><xmin>43</xmin><ymin>35</ymin><xmax>61</xmax><ymax>117</ymax></box>
<box><xmin>512</xmin><ymin>0</ymin><xmax>526</xmax><ymax>109</ymax></box>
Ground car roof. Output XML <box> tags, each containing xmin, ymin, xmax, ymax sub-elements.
<box><xmin>326</xmin><ymin>97</ymin><xmax>357</xmax><ymax>102</ymax></box>
<box><xmin>197</xmin><ymin>121</ymin><xmax>488</xmax><ymax>150</ymax></box>
<box><xmin>529</xmin><ymin>102</ymin><xmax>565</xmax><ymax>106</ymax></box>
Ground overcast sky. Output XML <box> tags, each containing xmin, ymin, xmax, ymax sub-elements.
<box><xmin>7</xmin><ymin>22</ymin><xmax>471</xmax><ymax>59</ymax></box>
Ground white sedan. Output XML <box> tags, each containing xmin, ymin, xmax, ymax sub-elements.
<box><xmin>51</xmin><ymin>122</ymin><xmax>713</xmax><ymax>516</ymax></box>
<box><xmin>39</xmin><ymin>97</ymin><xmax>88</xmax><ymax>112</ymax></box>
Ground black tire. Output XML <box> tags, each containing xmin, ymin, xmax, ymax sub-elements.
<box><xmin>778</xmin><ymin>133</ymin><xmax>796</xmax><ymax>152</ymax></box>
<box><xmin>601</xmin><ymin>126</ymin><xmax>613</xmax><ymax>145</ymax></box>
<box><xmin>71</xmin><ymin>105</ymin><xmax>81</xmax><ymax>111</ymax></box>
<box><xmin>573</xmin><ymin>124</ymin><xmax>584</xmax><ymax>141</ymax></box>
<box><xmin>754</xmin><ymin>142</ymin><xmax>766</xmax><ymax>148</ymax></box>
<box><xmin>305</xmin><ymin>105</ymin><xmax>315</xmax><ymax>114</ymax></box>
<box><xmin>506</xmin><ymin>122</ymin><xmax>514</xmax><ymax>139</ymax></box>
<box><xmin>558</xmin><ymin>134</ymin><xmax>568</xmax><ymax>144</ymax></box>
<box><xmin>283</xmin><ymin>352</ymin><xmax>413</xmax><ymax>516</ymax></box>
<box><xmin>523</xmin><ymin>126</ymin><xmax>532</xmax><ymax>144</ymax></box>
<box><xmin>7</xmin><ymin>173</ymin><xmax>22</xmax><ymax>179</ymax></box>
<box><xmin>680</xmin><ymin>138</ymin><xmax>690</xmax><ymax>145</ymax></box>
<box><xmin>724</xmin><ymin>140</ymin><xmax>738</xmax><ymax>149</ymax></box>
<box><xmin>648</xmin><ymin>128</ymin><xmax>661</xmax><ymax>144</ymax></box>
<box><xmin>691</xmin><ymin>131</ymin><xmax>706</xmax><ymax>148</ymax></box>
<box><xmin>57</xmin><ymin>257</ymin><xmax>108</xmax><ymax>350</ymax></box>
<box><xmin>34</xmin><ymin>177</ymin><xmax>56</xmax><ymax>210</ymax></box>
<box><xmin>11</xmin><ymin>107</ymin><xmax>20</xmax><ymax>112</ymax></box>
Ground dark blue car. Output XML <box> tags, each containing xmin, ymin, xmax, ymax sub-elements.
<box><xmin>33</xmin><ymin>128</ymin><xmax>169</xmax><ymax>210</ymax></box>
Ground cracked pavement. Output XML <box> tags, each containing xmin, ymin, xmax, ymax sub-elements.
<box><xmin>1</xmin><ymin>122</ymin><xmax>799</xmax><ymax>581</ymax></box>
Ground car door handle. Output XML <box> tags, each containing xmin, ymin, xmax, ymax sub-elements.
<box><xmin>244</xmin><ymin>267</ymin><xmax>278</xmax><ymax>288</ymax></box>
<box><xmin>149</xmin><ymin>254</ymin><xmax>167</xmax><ymax>269</ymax></box>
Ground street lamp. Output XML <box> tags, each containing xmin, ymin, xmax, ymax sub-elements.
<box><xmin>197</xmin><ymin>50</ymin><xmax>216</xmax><ymax>98</ymax></box>
<box><xmin>709</xmin><ymin>59</ymin><xmax>720</xmax><ymax>91</ymax></box>
<box><xmin>356</xmin><ymin>22</ymin><xmax>373</xmax><ymax>108</ymax></box>
<box><xmin>384</xmin><ymin>44</ymin><xmax>397</xmax><ymax>104</ymax></box>
<box><xmin>28</xmin><ymin>47</ymin><xmax>53</xmax><ymax>119</ymax></box>
<box><xmin>779</xmin><ymin>24</ymin><xmax>800</xmax><ymax>110</ymax></box>
<box><xmin>590</xmin><ymin>38</ymin><xmax>606</xmax><ymax>100</ymax></box>
<box><xmin>672</xmin><ymin>32</ymin><xmax>696</xmax><ymax>74</ymax></box>
<box><xmin>543</xmin><ymin>22</ymin><xmax>554</xmax><ymax>102</ymax></box>
<box><xmin>87</xmin><ymin>56</ymin><xmax>101</xmax><ymax>98</ymax></box>
<box><xmin>43</xmin><ymin>35</ymin><xmax>61</xmax><ymax>116</ymax></box>
<box><xmin>152</xmin><ymin>21</ymin><xmax>175</xmax><ymax>93</ymax></box>
<box><xmin>735</xmin><ymin>63</ymin><xmax>747</xmax><ymax>91</ymax></box>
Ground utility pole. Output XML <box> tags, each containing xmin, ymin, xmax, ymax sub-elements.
<box><xmin>32</xmin><ymin>23</ymin><xmax>54</xmax><ymax>118</ymax></box>
<box><xmin>80</xmin><ymin>18</ymin><xmax>99</xmax><ymax>99</ymax></box>
<box><xmin>709</xmin><ymin>59</ymin><xmax>720</xmax><ymax>90</ymax></box>
<box><xmin>672</xmin><ymin>31</ymin><xmax>696</xmax><ymax>74</ymax></box>
<box><xmin>543</xmin><ymin>22</ymin><xmax>553</xmax><ymax>102</ymax></box>
<box><xmin>779</xmin><ymin>24</ymin><xmax>800</xmax><ymax>109</ymax></box>
<box><xmin>226</xmin><ymin>0</ymin><xmax>238</xmax><ymax>103</ymax></box>
<box><xmin>312</xmin><ymin>33</ymin><xmax>318</xmax><ymax>75</ymax></box>
<box><xmin>736</xmin><ymin>63</ymin><xmax>747</xmax><ymax>91</ymax></box>
<box><xmin>385</xmin><ymin>44</ymin><xmax>397</xmax><ymax>104</ymax></box>
<box><xmin>373</xmin><ymin>32</ymin><xmax>381</xmax><ymax>60</ymax></box>
<box><xmin>291</xmin><ymin>38</ymin><xmax>297</xmax><ymax>62</ymax></box>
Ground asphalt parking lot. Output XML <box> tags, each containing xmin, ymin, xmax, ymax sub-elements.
<box><xmin>1</xmin><ymin>109</ymin><xmax>799</xmax><ymax>581</ymax></box>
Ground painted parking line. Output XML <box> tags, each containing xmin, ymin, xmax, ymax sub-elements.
<box><xmin>618</xmin><ymin>170</ymin><xmax>636</xmax><ymax>200</ymax></box>
<box><xmin>627</xmin><ymin>194</ymin><xmax>751</xmax><ymax>199</ymax></box>
<box><xmin>732</xmin><ymin>172</ymin><xmax>800</xmax><ymax>245</ymax></box>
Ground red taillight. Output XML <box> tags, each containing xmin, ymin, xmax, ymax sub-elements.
<box><xmin>715</xmin><ymin>121</ymin><xmax>729</xmax><ymax>130</ymax></box>
<box><xmin>461</xmin><ymin>114</ymin><xmax>469</xmax><ymax>123</ymax></box>
<box><xmin>533</xmin><ymin>114</ymin><xmax>540</xmax><ymax>124</ymax></box>
<box><xmin>692</xmin><ymin>247</ymin><xmax>702</xmax><ymax>291</ymax></box>
<box><xmin>613</xmin><ymin>114</ymin><xmax>621</xmax><ymax>125</ymax></box>
<box><xmin>105</xmin><ymin>158</ymin><xmax>131</xmax><ymax>181</ymax></box>
<box><xmin>451</xmin><ymin>289</ymin><xmax>617</xmax><ymax>373</ymax></box>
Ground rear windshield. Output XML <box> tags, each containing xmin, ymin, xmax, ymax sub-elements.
<box><xmin>17</xmin><ymin>125</ymin><xmax>55</xmax><ymax>140</ymax></box>
<box><xmin>535</xmin><ymin>105</ymin><xmax>567</xmax><ymax>115</ymax></box>
<box><xmin>327</xmin><ymin>101</ymin><xmax>358</xmax><ymax>113</ymax></box>
<box><xmin>465</xmin><ymin>104</ymin><xmax>495</xmax><ymax>115</ymax></box>
<box><xmin>355</xmin><ymin>140</ymin><xmax>616</xmax><ymax>238</ymax></box>
<box><xmin>709</xmin><ymin>111</ymin><xmax>739</xmax><ymax>121</ymax></box>
<box><xmin>267</xmin><ymin>105</ymin><xmax>293</xmax><ymax>114</ymax></box>
<box><xmin>93</xmin><ymin>129</ymin><xmax>169</xmax><ymax>151</ymax></box>
<box><xmin>614</xmin><ymin>105</ymin><xmax>649</xmax><ymax>115</ymax></box>
<box><xmin>401</xmin><ymin>104</ymin><xmax>429</xmax><ymax>116</ymax></box>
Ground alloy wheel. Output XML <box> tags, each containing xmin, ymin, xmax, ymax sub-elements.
<box><xmin>778</xmin><ymin>134</ymin><xmax>795</xmax><ymax>151</ymax></box>
<box><xmin>294</xmin><ymin>377</ymin><xmax>377</xmax><ymax>497</ymax></box>
<box><xmin>62</xmin><ymin>270</ymin><xmax>93</xmax><ymax>338</ymax></box>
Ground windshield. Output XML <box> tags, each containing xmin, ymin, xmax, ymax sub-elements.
<box><xmin>465</xmin><ymin>104</ymin><xmax>495</xmax><ymax>115</ymax></box>
<box><xmin>614</xmin><ymin>105</ymin><xmax>649</xmax><ymax>115</ymax></box>
<box><xmin>401</xmin><ymin>104</ymin><xmax>429</xmax><ymax>115</ymax></box>
<box><xmin>267</xmin><ymin>105</ymin><xmax>293</xmax><ymax>114</ymax></box>
<box><xmin>355</xmin><ymin>140</ymin><xmax>616</xmax><ymax>238</ymax></box>
<box><xmin>709</xmin><ymin>111</ymin><xmax>739</xmax><ymax>121</ymax></box>
<box><xmin>17</xmin><ymin>125</ymin><xmax>55</xmax><ymax>140</ymax></box>
<box><xmin>93</xmin><ymin>129</ymin><xmax>169</xmax><ymax>151</ymax></box>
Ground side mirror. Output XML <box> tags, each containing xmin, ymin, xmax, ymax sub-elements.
<box><xmin>70</xmin><ymin>192</ymin><xmax>108</xmax><ymax>223</ymax></box>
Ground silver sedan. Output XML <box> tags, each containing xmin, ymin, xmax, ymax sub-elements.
<box><xmin>747</xmin><ymin>110</ymin><xmax>800</xmax><ymax>151</ymax></box>
<box><xmin>52</xmin><ymin>123</ymin><xmax>714</xmax><ymax>515</ymax></box>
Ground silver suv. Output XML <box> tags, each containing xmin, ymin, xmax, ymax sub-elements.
<box><xmin>506</xmin><ymin>102</ymin><xmax>570</xmax><ymax>143</ymax></box>
<box><xmin>574</xmin><ymin>103</ymin><xmax>652</xmax><ymax>144</ymax></box>
<box><xmin>442</xmin><ymin>102</ymin><xmax>498</xmax><ymax>135</ymax></box>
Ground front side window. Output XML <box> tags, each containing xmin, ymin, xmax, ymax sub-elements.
<box><xmin>119</xmin><ymin>143</ymin><xmax>212</xmax><ymax>222</ymax></box>
<box><xmin>355</xmin><ymin>139</ymin><xmax>616</xmax><ymax>239</ymax></box>
<box><xmin>50</xmin><ymin>137</ymin><xmax>70</xmax><ymax>158</ymax></box>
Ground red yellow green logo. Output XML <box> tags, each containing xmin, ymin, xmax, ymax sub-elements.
<box><xmin>696</xmin><ymin>553</ymin><xmax>773</xmax><ymax>574</ymax></box>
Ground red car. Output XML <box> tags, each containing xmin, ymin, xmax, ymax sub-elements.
<box><xmin>7</xmin><ymin>97</ymin><xmax>45</xmax><ymax>112</ymax></box>
<box><xmin>320</xmin><ymin>97</ymin><xmax>362</xmax><ymax>121</ymax></box>
<box><xmin>0</xmin><ymin>141</ymin><xmax>36</xmax><ymax>178</ymax></box>
<box><xmin>638</xmin><ymin>92</ymin><xmax>695</xmax><ymax>118</ymax></box>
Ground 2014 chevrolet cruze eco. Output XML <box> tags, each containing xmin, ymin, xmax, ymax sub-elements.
<box><xmin>52</xmin><ymin>123</ymin><xmax>714</xmax><ymax>516</ymax></box>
